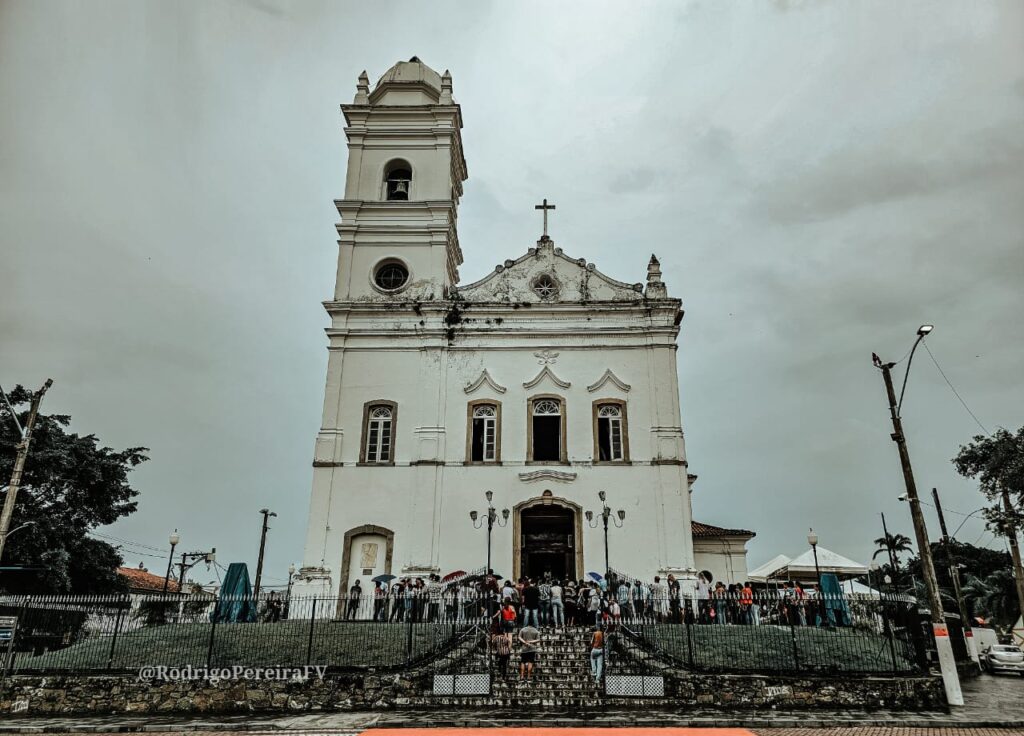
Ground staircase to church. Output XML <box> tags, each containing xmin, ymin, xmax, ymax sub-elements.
<box><xmin>489</xmin><ymin>627</ymin><xmax>603</xmax><ymax>707</ymax></box>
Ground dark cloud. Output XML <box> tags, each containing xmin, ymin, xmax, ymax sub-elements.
<box><xmin>1</xmin><ymin>0</ymin><xmax>1021</xmax><ymax>584</ymax></box>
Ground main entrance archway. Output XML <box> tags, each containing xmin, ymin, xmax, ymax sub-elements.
<box><xmin>513</xmin><ymin>492</ymin><xmax>584</xmax><ymax>582</ymax></box>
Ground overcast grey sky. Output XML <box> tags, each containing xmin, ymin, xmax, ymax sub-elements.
<box><xmin>2</xmin><ymin>0</ymin><xmax>1022</xmax><ymax>589</ymax></box>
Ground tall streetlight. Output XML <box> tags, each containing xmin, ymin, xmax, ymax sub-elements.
<box><xmin>586</xmin><ymin>491</ymin><xmax>625</xmax><ymax>576</ymax></box>
<box><xmin>163</xmin><ymin>530</ymin><xmax>180</xmax><ymax>593</ymax></box>
<box><xmin>807</xmin><ymin>529</ymin><xmax>822</xmax><ymax>587</ymax></box>
<box><xmin>470</xmin><ymin>491</ymin><xmax>508</xmax><ymax>579</ymax></box>
<box><xmin>873</xmin><ymin>324</ymin><xmax>963</xmax><ymax>706</ymax></box>
<box><xmin>808</xmin><ymin>529</ymin><xmax>824</xmax><ymax>628</ymax></box>
<box><xmin>253</xmin><ymin>508</ymin><xmax>277</xmax><ymax>600</ymax></box>
<box><xmin>285</xmin><ymin>562</ymin><xmax>297</xmax><ymax>619</ymax></box>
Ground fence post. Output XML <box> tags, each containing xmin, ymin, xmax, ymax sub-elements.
<box><xmin>10</xmin><ymin>595</ymin><xmax>31</xmax><ymax>675</ymax></box>
<box><xmin>305</xmin><ymin>597</ymin><xmax>317</xmax><ymax>666</ymax></box>
<box><xmin>405</xmin><ymin>597</ymin><xmax>415</xmax><ymax>665</ymax></box>
<box><xmin>107</xmin><ymin>595</ymin><xmax>127</xmax><ymax>671</ymax></box>
<box><xmin>877</xmin><ymin>600</ymin><xmax>897</xmax><ymax>673</ymax></box>
<box><xmin>789</xmin><ymin>608</ymin><xmax>800</xmax><ymax>671</ymax></box>
<box><xmin>685</xmin><ymin>620</ymin><xmax>695</xmax><ymax>668</ymax></box>
<box><xmin>206</xmin><ymin>596</ymin><xmax>219</xmax><ymax>667</ymax></box>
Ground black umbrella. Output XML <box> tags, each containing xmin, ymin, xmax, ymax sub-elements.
<box><xmin>372</xmin><ymin>574</ymin><xmax>397</xmax><ymax>583</ymax></box>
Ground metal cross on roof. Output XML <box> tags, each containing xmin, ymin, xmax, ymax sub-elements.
<box><xmin>534</xmin><ymin>198</ymin><xmax>556</xmax><ymax>238</ymax></box>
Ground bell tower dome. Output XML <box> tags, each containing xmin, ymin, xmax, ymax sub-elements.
<box><xmin>334</xmin><ymin>57</ymin><xmax>468</xmax><ymax>301</ymax></box>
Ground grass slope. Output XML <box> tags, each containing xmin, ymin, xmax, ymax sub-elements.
<box><xmin>16</xmin><ymin>621</ymin><xmax>457</xmax><ymax>671</ymax></box>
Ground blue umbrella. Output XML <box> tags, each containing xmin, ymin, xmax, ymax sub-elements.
<box><xmin>372</xmin><ymin>574</ymin><xmax>396</xmax><ymax>583</ymax></box>
<box><xmin>587</xmin><ymin>571</ymin><xmax>604</xmax><ymax>582</ymax></box>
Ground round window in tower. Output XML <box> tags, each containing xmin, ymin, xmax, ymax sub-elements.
<box><xmin>373</xmin><ymin>261</ymin><xmax>410</xmax><ymax>292</ymax></box>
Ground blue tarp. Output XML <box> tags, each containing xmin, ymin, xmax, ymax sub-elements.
<box><xmin>820</xmin><ymin>572</ymin><xmax>852</xmax><ymax>627</ymax></box>
<box><xmin>211</xmin><ymin>562</ymin><xmax>256</xmax><ymax>623</ymax></box>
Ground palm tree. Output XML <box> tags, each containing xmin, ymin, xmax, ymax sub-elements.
<box><xmin>872</xmin><ymin>532</ymin><xmax>914</xmax><ymax>565</ymax></box>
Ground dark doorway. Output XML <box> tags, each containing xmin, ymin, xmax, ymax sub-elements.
<box><xmin>520</xmin><ymin>504</ymin><xmax>575</xmax><ymax>582</ymax></box>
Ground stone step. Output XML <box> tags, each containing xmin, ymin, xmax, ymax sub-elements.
<box><xmin>493</xmin><ymin>683</ymin><xmax>602</xmax><ymax>691</ymax></box>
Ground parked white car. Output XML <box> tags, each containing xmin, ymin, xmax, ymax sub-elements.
<box><xmin>980</xmin><ymin>644</ymin><xmax>1024</xmax><ymax>675</ymax></box>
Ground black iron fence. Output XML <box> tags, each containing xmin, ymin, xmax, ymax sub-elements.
<box><xmin>602</xmin><ymin>592</ymin><xmax>928</xmax><ymax>676</ymax></box>
<box><xmin>0</xmin><ymin>591</ymin><xmax>928</xmax><ymax>678</ymax></box>
<box><xmin>0</xmin><ymin>593</ymin><xmax>492</xmax><ymax>675</ymax></box>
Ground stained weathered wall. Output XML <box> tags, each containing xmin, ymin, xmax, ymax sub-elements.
<box><xmin>0</xmin><ymin>671</ymin><xmax>945</xmax><ymax>716</ymax></box>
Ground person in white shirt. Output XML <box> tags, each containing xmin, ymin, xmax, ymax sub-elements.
<box><xmin>651</xmin><ymin>575</ymin><xmax>668</xmax><ymax>622</ymax></box>
<box><xmin>549</xmin><ymin>580</ymin><xmax>565</xmax><ymax>628</ymax></box>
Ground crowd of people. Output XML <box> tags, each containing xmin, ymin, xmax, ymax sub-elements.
<box><xmin>334</xmin><ymin>571</ymin><xmax>845</xmax><ymax>684</ymax></box>
<box><xmin>343</xmin><ymin>571</ymin><xmax>840</xmax><ymax>630</ymax></box>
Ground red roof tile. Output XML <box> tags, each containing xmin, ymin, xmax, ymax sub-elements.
<box><xmin>117</xmin><ymin>566</ymin><xmax>179</xmax><ymax>593</ymax></box>
<box><xmin>692</xmin><ymin>520</ymin><xmax>755</xmax><ymax>539</ymax></box>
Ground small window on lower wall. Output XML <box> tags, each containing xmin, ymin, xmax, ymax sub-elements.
<box><xmin>469</xmin><ymin>403</ymin><xmax>500</xmax><ymax>462</ymax></box>
<box><xmin>594</xmin><ymin>400</ymin><xmax>628</xmax><ymax>462</ymax></box>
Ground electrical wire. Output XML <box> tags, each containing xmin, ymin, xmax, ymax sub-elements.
<box><xmin>86</xmin><ymin>533</ymin><xmax>169</xmax><ymax>560</ymax></box>
<box><xmin>90</xmin><ymin>530</ymin><xmax>169</xmax><ymax>554</ymax></box>
<box><xmin>921</xmin><ymin>340</ymin><xmax>989</xmax><ymax>434</ymax></box>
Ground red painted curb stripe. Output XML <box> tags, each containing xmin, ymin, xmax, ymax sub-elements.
<box><xmin>362</xmin><ymin>729</ymin><xmax>757</xmax><ymax>736</ymax></box>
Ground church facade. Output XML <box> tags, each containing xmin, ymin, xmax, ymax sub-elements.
<box><xmin>296</xmin><ymin>58</ymin><xmax>751</xmax><ymax>601</ymax></box>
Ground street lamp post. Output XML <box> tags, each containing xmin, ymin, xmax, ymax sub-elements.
<box><xmin>253</xmin><ymin>508</ymin><xmax>277</xmax><ymax>601</ymax></box>
<box><xmin>873</xmin><ymin>324</ymin><xmax>963</xmax><ymax>706</ymax></box>
<box><xmin>285</xmin><ymin>563</ymin><xmax>297</xmax><ymax>619</ymax></box>
<box><xmin>163</xmin><ymin>530</ymin><xmax>180</xmax><ymax>594</ymax></box>
<box><xmin>807</xmin><ymin>529</ymin><xmax>821</xmax><ymax>587</ymax></box>
<box><xmin>586</xmin><ymin>491</ymin><xmax>625</xmax><ymax>577</ymax></box>
<box><xmin>869</xmin><ymin>561</ymin><xmax>880</xmax><ymax>598</ymax></box>
<box><xmin>808</xmin><ymin>529</ymin><xmax>824</xmax><ymax>628</ymax></box>
<box><xmin>470</xmin><ymin>491</ymin><xmax>509</xmax><ymax>580</ymax></box>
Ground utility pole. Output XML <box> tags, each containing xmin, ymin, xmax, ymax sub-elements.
<box><xmin>932</xmin><ymin>487</ymin><xmax>978</xmax><ymax>664</ymax></box>
<box><xmin>880</xmin><ymin>512</ymin><xmax>898</xmax><ymax>572</ymax></box>
<box><xmin>0</xmin><ymin>379</ymin><xmax>53</xmax><ymax>567</ymax></box>
<box><xmin>875</xmin><ymin>353</ymin><xmax>963</xmax><ymax>705</ymax></box>
<box><xmin>998</xmin><ymin>486</ymin><xmax>1024</xmax><ymax>640</ymax></box>
<box><xmin>253</xmin><ymin>508</ymin><xmax>276</xmax><ymax>600</ymax></box>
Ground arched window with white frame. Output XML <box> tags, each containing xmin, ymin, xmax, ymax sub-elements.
<box><xmin>468</xmin><ymin>402</ymin><xmax>500</xmax><ymax>462</ymax></box>
<box><xmin>594</xmin><ymin>400</ymin><xmax>629</xmax><ymax>463</ymax></box>
<box><xmin>360</xmin><ymin>401</ymin><xmax>397</xmax><ymax>464</ymax></box>
<box><xmin>529</xmin><ymin>396</ymin><xmax>566</xmax><ymax>463</ymax></box>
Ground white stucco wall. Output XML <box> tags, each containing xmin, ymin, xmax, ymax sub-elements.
<box><xmin>296</xmin><ymin>60</ymin><xmax>698</xmax><ymax>597</ymax></box>
<box><xmin>693</xmin><ymin>538</ymin><xmax>751</xmax><ymax>585</ymax></box>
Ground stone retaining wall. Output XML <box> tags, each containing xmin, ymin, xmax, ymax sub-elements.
<box><xmin>0</xmin><ymin>670</ymin><xmax>945</xmax><ymax>716</ymax></box>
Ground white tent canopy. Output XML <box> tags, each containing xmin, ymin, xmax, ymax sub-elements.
<box><xmin>770</xmin><ymin>546</ymin><xmax>868</xmax><ymax>581</ymax></box>
<box><xmin>747</xmin><ymin>554</ymin><xmax>791</xmax><ymax>583</ymax></box>
<box><xmin>842</xmin><ymin>579</ymin><xmax>881</xmax><ymax>596</ymax></box>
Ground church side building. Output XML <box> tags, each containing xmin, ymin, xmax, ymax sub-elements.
<box><xmin>297</xmin><ymin>58</ymin><xmax>750</xmax><ymax>602</ymax></box>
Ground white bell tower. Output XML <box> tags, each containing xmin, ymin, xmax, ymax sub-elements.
<box><xmin>335</xmin><ymin>57</ymin><xmax>468</xmax><ymax>301</ymax></box>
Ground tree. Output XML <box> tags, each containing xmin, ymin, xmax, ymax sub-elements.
<box><xmin>872</xmin><ymin>532</ymin><xmax>914</xmax><ymax>564</ymax></box>
<box><xmin>0</xmin><ymin>385</ymin><xmax>147</xmax><ymax>593</ymax></box>
<box><xmin>953</xmin><ymin>427</ymin><xmax>1024</xmax><ymax>629</ymax></box>
<box><xmin>962</xmin><ymin>569</ymin><xmax>1019</xmax><ymax>630</ymax></box>
<box><xmin>905</xmin><ymin>541</ymin><xmax>1014</xmax><ymax>617</ymax></box>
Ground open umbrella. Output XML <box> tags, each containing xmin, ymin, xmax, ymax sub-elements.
<box><xmin>587</xmin><ymin>572</ymin><xmax>604</xmax><ymax>582</ymax></box>
<box><xmin>372</xmin><ymin>574</ymin><xmax>396</xmax><ymax>584</ymax></box>
<box><xmin>442</xmin><ymin>570</ymin><xmax>467</xmax><ymax>582</ymax></box>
